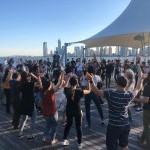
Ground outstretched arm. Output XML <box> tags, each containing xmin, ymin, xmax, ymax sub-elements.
<box><xmin>134</xmin><ymin>96</ymin><xmax>149</xmax><ymax>104</ymax></box>
<box><xmin>86</xmin><ymin>72</ymin><xmax>104</xmax><ymax>98</ymax></box>
<box><xmin>134</xmin><ymin>73</ymin><xmax>146</xmax><ymax>97</ymax></box>
<box><xmin>53</xmin><ymin>71</ymin><xmax>64</xmax><ymax>93</ymax></box>
<box><xmin>62</xmin><ymin>72</ymin><xmax>72</xmax><ymax>87</ymax></box>
<box><xmin>83</xmin><ymin>80</ymin><xmax>91</xmax><ymax>95</ymax></box>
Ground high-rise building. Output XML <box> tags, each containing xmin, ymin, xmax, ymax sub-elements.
<box><xmin>100</xmin><ymin>47</ymin><xmax>104</xmax><ymax>56</ymax></box>
<box><xmin>108</xmin><ymin>47</ymin><xmax>112</xmax><ymax>55</ymax></box>
<box><xmin>58</xmin><ymin>39</ymin><xmax>62</xmax><ymax>54</ymax></box>
<box><xmin>96</xmin><ymin>47</ymin><xmax>100</xmax><ymax>55</ymax></box>
<box><xmin>119</xmin><ymin>47</ymin><xmax>126</xmax><ymax>56</ymax></box>
<box><xmin>43</xmin><ymin>42</ymin><xmax>48</xmax><ymax>56</ymax></box>
<box><xmin>74</xmin><ymin>46</ymin><xmax>81</xmax><ymax>57</ymax></box>
<box><xmin>103</xmin><ymin>47</ymin><xmax>109</xmax><ymax>55</ymax></box>
<box><xmin>131</xmin><ymin>48</ymin><xmax>136</xmax><ymax>56</ymax></box>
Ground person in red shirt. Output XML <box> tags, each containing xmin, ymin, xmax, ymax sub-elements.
<box><xmin>39</xmin><ymin>72</ymin><xmax>64</xmax><ymax>145</ymax></box>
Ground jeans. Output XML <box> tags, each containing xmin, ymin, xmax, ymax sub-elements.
<box><xmin>19</xmin><ymin>105</ymin><xmax>37</xmax><ymax>136</ymax></box>
<box><xmin>141</xmin><ymin>109</ymin><xmax>150</xmax><ymax>149</ymax></box>
<box><xmin>43</xmin><ymin>111</ymin><xmax>58</xmax><ymax>140</ymax></box>
<box><xmin>85</xmin><ymin>92</ymin><xmax>104</xmax><ymax>127</ymax></box>
<box><xmin>64</xmin><ymin>114</ymin><xmax>82</xmax><ymax>144</ymax></box>
<box><xmin>114</xmin><ymin>73</ymin><xmax>120</xmax><ymax>83</ymax></box>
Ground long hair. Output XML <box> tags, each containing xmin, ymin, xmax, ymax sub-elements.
<box><xmin>125</xmin><ymin>69</ymin><xmax>135</xmax><ymax>91</ymax></box>
<box><xmin>42</xmin><ymin>80</ymin><xmax>52</xmax><ymax>94</ymax></box>
<box><xmin>70</xmin><ymin>77</ymin><xmax>78</xmax><ymax>88</ymax></box>
<box><xmin>69</xmin><ymin>77</ymin><xmax>78</xmax><ymax>100</ymax></box>
<box><xmin>53</xmin><ymin>70</ymin><xmax>61</xmax><ymax>85</ymax></box>
<box><xmin>125</xmin><ymin>69</ymin><xmax>135</xmax><ymax>85</ymax></box>
<box><xmin>3</xmin><ymin>69</ymin><xmax>9</xmax><ymax>82</ymax></box>
<box><xmin>21</xmin><ymin>71</ymin><xmax>28</xmax><ymax>83</ymax></box>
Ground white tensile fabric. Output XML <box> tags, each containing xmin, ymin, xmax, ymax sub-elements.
<box><xmin>76</xmin><ymin>0</ymin><xmax>150</xmax><ymax>48</ymax></box>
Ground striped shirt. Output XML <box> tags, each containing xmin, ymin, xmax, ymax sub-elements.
<box><xmin>104</xmin><ymin>90</ymin><xmax>134</xmax><ymax>126</ymax></box>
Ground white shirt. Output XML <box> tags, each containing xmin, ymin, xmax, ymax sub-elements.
<box><xmin>93</xmin><ymin>75</ymin><xmax>101</xmax><ymax>86</ymax></box>
<box><xmin>80</xmin><ymin>75</ymin><xmax>87</xmax><ymax>86</ymax></box>
<box><xmin>76</xmin><ymin>62</ymin><xmax>83</xmax><ymax>71</ymax></box>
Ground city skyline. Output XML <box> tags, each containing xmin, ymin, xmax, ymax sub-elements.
<box><xmin>0</xmin><ymin>0</ymin><xmax>131</xmax><ymax>56</ymax></box>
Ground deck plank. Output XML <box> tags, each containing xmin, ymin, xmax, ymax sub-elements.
<box><xmin>0</xmin><ymin>96</ymin><xmax>145</xmax><ymax>150</ymax></box>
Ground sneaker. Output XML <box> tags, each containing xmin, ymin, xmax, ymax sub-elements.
<box><xmin>28</xmin><ymin>136</ymin><xmax>37</xmax><ymax>141</ymax></box>
<box><xmin>42</xmin><ymin>136</ymin><xmax>46</xmax><ymax>142</ymax></box>
<box><xmin>77</xmin><ymin>142</ymin><xmax>82</xmax><ymax>149</ymax></box>
<box><xmin>135</xmin><ymin>107</ymin><xmax>142</xmax><ymax>111</ymax></box>
<box><xmin>18</xmin><ymin>132</ymin><xmax>24</xmax><ymax>139</ymax></box>
<box><xmin>51</xmin><ymin>139</ymin><xmax>58</xmax><ymax>145</ymax></box>
<box><xmin>62</xmin><ymin>140</ymin><xmax>69</xmax><ymax>146</ymax></box>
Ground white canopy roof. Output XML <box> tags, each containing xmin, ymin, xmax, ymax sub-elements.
<box><xmin>78</xmin><ymin>0</ymin><xmax>150</xmax><ymax>48</ymax></box>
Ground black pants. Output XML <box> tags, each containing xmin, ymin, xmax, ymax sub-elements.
<box><xmin>114</xmin><ymin>73</ymin><xmax>120</xmax><ymax>83</ymax></box>
<box><xmin>85</xmin><ymin>92</ymin><xmax>104</xmax><ymax>127</ymax></box>
<box><xmin>63</xmin><ymin>114</ymin><xmax>82</xmax><ymax>144</ymax></box>
<box><xmin>12</xmin><ymin>100</ymin><xmax>21</xmax><ymax>127</ymax></box>
<box><xmin>4</xmin><ymin>89</ymin><xmax>11</xmax><ymax>113</ymax></box>
<box><xmin>106</xmin><ymin>74</ymin><xmax>111</xmax><ymax>88</ymax></box>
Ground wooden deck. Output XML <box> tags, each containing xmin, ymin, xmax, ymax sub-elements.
<box><xmin>0</xmin><ymin>97</ymin><xmax>145</xmax><ymax>150</ymax></box>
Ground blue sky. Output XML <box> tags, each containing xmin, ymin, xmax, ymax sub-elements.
<box><xmin>0</xmin><ymin>0</ymin><xmax>131</xmax><ymax>56</ymax></box>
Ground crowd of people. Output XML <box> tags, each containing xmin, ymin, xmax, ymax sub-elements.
<box><xmin>0</xmin><ymin>54</ymin><xmax>150</xmax><ymax>150</ymax></box>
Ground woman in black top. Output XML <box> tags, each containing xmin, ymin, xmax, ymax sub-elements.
<box><xmin>62</xmin><ymin>77</ymin><xmax>90</xmax><ymax>149</ymax></box>
<box><xmin>18</xmin><ymin>71</ymin><xmax>38</xmax><ymax>140</ymax></box>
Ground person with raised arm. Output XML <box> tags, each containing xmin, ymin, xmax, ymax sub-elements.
<box><xmin>86</xmin><ymin>72</ymin><xmax>145</xmax><ymax>150</ymax></box>
<box><xmin>134</xmin><ymin>71</ymin><xmax>150</xmax><ymax>150</ymax></box>
<box><xmin>52</xmin><ymin>71</ymin><xmax>72</xmax><ymax>125</ymax></box>
<box><xmin>39</xmin><ymin>71</ymin><xmax>64</xmax><ymax>145</ymax></box>
<box><xmin>62</xmin><ymin>76</ymin><xmax>91</xmax><ymax>149</ymax></box>
<box><xmin>18</xmin><ymin>70</ymin><xmax>40</xmax><ymax>141</ymax></box>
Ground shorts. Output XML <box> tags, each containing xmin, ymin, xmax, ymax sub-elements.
<box><xmin>106</xmin><ymin>124</ymin><xmax>130</xmax><ymax>150</ymax></box>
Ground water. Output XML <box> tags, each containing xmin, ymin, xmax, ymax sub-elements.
<box><xmin>0</xmin><ymin>55</ymin><xmax>149</xmax><ymax>65</ymax></box>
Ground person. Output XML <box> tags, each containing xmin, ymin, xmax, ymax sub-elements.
<box><xmin>3</xmin><ymin>67</ymin><xmax>13</xmax><ymax>113</ymax></box>
<box><xmin>75</xmin><ymin>59</ymin><xmax>83</xmax><ymax>78</ymax></box>
<box><xmin>39</xmin><ymin>71</ymin><xmax>64</xmax><ymax>145</ymax></box>
<box><xmin>9</xmin><ymin>72</ymin><xmax>21</xmax><ymax>129</ymax></box>
<box><xmin>124</xmin><ymin>69</ymin><xmax>135</xmax><ymax>122</ymax></box>
<box><xmin>79</xmin><ymin>70</ymin><xmax>87</xmax><ymax>89</ymax></box>
<box><xmin>62</xmin><ymin>77</ymin><xmax>91</xmax><ymax>149</ymax></box>
<box><xmin>86</xmin><ymin>72</ymin><xmax>145</xmax><ymax>150</ymax></box>
<box><xmin>0</xmin><ymin>64</ymin><xmax>5</xmax><ymax>105</ymax></box>
<box><xmin>84</xmin><ymin>66</ymin><xmax>104</xmax><ymax>129</ymax></box>
<box><xmin>52</xmin><ymin>71</ymin><xmax>72</xmax><ymax>125</ymax></box>
<box><xmin>18</xmin><ymin>71</ymin><xmax>37</xmax><ymax>140</ymax></box>
<box><xmin>135</xmin><ymin>71</ymin><xmax>150</xmax><ymax>150</ymax></box>
<box><xmin>134</xmin><ymin>60</ymin><xmax>143</xmax><ymax>111</ymax></box>
<box><xmin>105</xmin><ymin>60</ymin><xmax>112</xmax><ymax>88</ymax></box>
<box><xmin>114</xmin><ymin>60</ymin><xmax>121</xmax><ymax>83</ymax></box>
<box><xmin>53</xmin><ymin>51</ymin><xmax>60</xmax><ymax>64</ymax></box>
